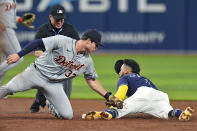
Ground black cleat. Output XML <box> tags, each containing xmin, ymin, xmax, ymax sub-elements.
<box><xmin>30</xmin><ymin>101</ymin><xmax>40</xmax><ymax>113</ymax></box>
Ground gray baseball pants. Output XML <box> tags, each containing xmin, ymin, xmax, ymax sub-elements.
<box><xmin>34</xmin><ymin>79</ymin><xmax>72</xmax><ymax>107</ymax></box>
<box><xmin>0</xmin><ymin>28</ymin><xmax>23</xmax><ymax>83</ymax></box>
<box><xmin>0</xmin><ymin>64</ymin><xmax>73</xmax><ymax>119</ymax></box>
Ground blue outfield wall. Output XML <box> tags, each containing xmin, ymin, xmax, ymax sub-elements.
<box><xmin>16</xmin><ymin>0</ymin><xmax>197</xmax><ymax>51</ymax></box>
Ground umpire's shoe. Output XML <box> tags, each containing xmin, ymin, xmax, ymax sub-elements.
<box><xmin>30</xmin><ymin>100</ymin><xmax>40</xmax><ymax>113</ymax></box>
<box><xmin>179</xmin><ymin>107</ymin><xmax>194</xmax><ymax>121</ymax></box>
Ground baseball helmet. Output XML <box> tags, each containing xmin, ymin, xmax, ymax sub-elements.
<box><xmin>114</xmin><ymin>59</ymin><xmax>124</xmax><ymax>74</ymax></box>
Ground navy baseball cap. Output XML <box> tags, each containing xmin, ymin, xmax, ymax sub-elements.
<box><xmin>50</xmin><ymin>5</ymin><xmax>65</xmax><ymax>20</ymax></box>
<box><xmin>83</xmin><ymin>29</ymin><xmax>104</xmax><ymax>47</ymax></box>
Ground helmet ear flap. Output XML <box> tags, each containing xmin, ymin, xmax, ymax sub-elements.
<box><xmin>114</xmin><ymin>60</ymin><xmax>123</xmax><ymax>74</ymax></box>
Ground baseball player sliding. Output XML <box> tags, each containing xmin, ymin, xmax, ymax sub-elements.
<box><xmin>0</xmin><ymin>29</ymin><xmax>123</xmax><ymax>119</ymax></box>
<box><xmin>82</xmin><ymin>59</ymin><xmax>194</xmax><ymax>121</ymax></box>
<box><xmin>0</xmin><ymin>0</ymin><xmax>35</xmax><ymax>83</ymax></box>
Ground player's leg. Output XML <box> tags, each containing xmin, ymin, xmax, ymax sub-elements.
<box><xmin>63</xmin><ymin>79</ymin><xmax>72</xmax><ymax>99</ymax></box>
<box><xmin>0</xmin><ymin>28</ymin><xmax>23</xmax><ymax>83</ymax></box>
<box><xmin>87</xmin><ymin>87</ymin><xmax>151</xmax><ymax>120</ymax></box>
<box><xmin>30</xmin><ymin>90</ymin><xmax>46</xmax><ymax>113</ymax></box>
<box><xmin>30</xmin><ymin>79</ymin><xmax>73</xmax><ymax>113</ymax></box>
<box><xmin>142</xmin><ymin>89</ymin><xmax>174</xmax><ymax>119</ymax></box>
<box><xmin>83</xmin><ymin>87</ymin><xmax>152</xmax><ymax>120</ymax></box>
<box><xmin>0</xmin><ymin>56</ymin><xmax>7</xmax><ymax>82</ymax></box>
<box><xmin>110</xmin><ymin>87</ymin><xmax>155</xmax><ymax>119</ymax></box>
<box><xmin>30</xmin><ymin>73</ymin><xmax>73</xmax><ymax>113</ymax></box>
<box><xmin>42</xmin><ymin>82</ymin><xmax>73</xmax><ymax>119</ymax></box>
<box><xmin>101</xmin><ymin>87</ymin><xmax>172</xmax><ymax>119</ymax></box>
<box><xmin>0</xmin><ymin>65</ymin><xmax>39</xmax><ymax>98</ymax></box>
<box><xmin>0</xmin><ymin>57</ymin><xmax>23</xmax><ymax>82</ymax></box>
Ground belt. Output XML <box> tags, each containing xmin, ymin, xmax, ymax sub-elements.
<box><xmin>34</xmin><ymin>64</ymin><xmax>37</xmax><ymax>69</ymax></box>
<box><xmin>33</xmin><ymin>64</ymin><xmax>64</xmax><ymax>83</ymax></box>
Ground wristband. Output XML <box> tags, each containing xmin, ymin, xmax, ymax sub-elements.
<box><xmin>104</xmin><ymin>92</ymin><xmax>112</xmax><ymax>100</ymax></box>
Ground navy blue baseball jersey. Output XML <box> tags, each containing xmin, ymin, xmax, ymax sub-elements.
<box><xmin>117</xmin><ymin>73</ymin><xmax>158</xmax><ymax>97</ymax></box>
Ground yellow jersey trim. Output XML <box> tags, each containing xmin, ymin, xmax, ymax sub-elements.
<box><xmin>114</xmin><ymin>85</ymin><xmax>128</xmax><ymax>101</ymax></box>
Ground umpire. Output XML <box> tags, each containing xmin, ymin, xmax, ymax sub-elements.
<box><xmin>30</xmin><ymin>4</ymin><xmax>79</xmax><ymax>113</ymax></box>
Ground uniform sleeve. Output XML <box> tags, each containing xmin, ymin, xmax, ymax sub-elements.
<box><xmin>83</xmin><ymin>56</ymin><xmax>98</xmax><ymax>79</ymax></box>
<box><xmin>42</xmin><ymin>35</ymin><xmax>63</xmax><ymax>51</ymax></box>
<box><xmin>114</xmin><ymin>77</ymin><xmax>129</xmax><ymax>101</ymax></box>
<box><xmin>114</xmin><ymin>85</ymin><xmax>128</xmax><ymax>101</ymax></box>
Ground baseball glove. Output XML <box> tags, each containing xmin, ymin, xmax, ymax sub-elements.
<box><xmin>105</xmin><ymin>95</ymin><xmax>123</xmax><ymax>109</ymax></box>
<box><xmin>21</xmin><ymin>13</ymin><xmax>36</xmax><ymax>29</ymax></box>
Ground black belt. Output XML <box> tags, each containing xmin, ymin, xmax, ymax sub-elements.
<box><xmin>34</xmin><ymin>64</ymin><xmax>37</xmax><ymax>68</ymax></box>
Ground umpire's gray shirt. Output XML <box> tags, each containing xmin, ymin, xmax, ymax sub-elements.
<box><xmin>35</xmin><ymin>35</ymin><xmax>98</xmax><ymax>82</ymax></box>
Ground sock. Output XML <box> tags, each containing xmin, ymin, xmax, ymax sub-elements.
<box><xmin>168</xmin><ymin>109</ymin><xmax>182</xmax><ymax>118</ymax></box>
<box><xmin>104</xmin><ymin>108</ymin><xmax>118</xmax><ymax>118</ymax></box>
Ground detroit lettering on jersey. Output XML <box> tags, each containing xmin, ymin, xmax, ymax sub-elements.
<box><xmin>54</xmin><ymin>55</ymin><xmax>85</xmax><ymax>71</ymax></box>
<box><xmin>117</xmin><ymin>73</ymin><xmax>158</xmax><ymax>97</ymax></box>
<box><xmin>35</xmin><ymin>35</ymin><xmax>98</xmax><ymax>81</ymax></box>
<box><xmin>54</xmin><ymin>55</ymin><xmax>85</xmax><ymax>78</ymax></box>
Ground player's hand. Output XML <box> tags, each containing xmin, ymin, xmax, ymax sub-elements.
<box><xmin>106</xmin><ymin>94</ymin><xmax>123</xmax><ymax>109</ymax></box>
<box><xmin>7</xmin><ymin>54</ymin><xmax>20</xmax><ymax>64</ymax></box>
<box><xmin>34</xmin><ymin>50</ymin><xmax>43</xmax><ymax>58</ymax></box>
<box><xmin>5</xmin><ymin>2</ymin><xmax>15</xmax><ymax>11</ymax></box>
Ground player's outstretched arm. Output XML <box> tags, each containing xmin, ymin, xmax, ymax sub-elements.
<box><xmin>85</xmin><ymin>79</ymin><xmax>123</xmax><ymax>109</ymax></box>
<box><xmin>7</xmin><ymin>39</ymin><xmax>45</xmax><ymax>64</ymax></box>
<box><xmin>85</xmin><ymin>79</ymin><xmax>107</xmax><ymax>96</ymax></box>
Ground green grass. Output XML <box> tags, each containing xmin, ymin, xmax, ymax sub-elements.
<box><xmin>3</xmin><ymin>54</ymin><xmax>197</xmax><ymax>100</ymax></box>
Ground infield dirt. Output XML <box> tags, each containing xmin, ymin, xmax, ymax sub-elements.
<box><xmin>0</xmin><ymin>99</ymin><xmax>196</xmax><ymax>131</ymax></box>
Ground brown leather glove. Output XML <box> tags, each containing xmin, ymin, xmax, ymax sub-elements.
<box><xmin>104</xmin><ymin>92</ymin><xmax>123</xmax><ymax>109</ymax></box>
<box><xmin>21</xmin><ymin>13</ymin><xmax>36</xmax><ymax>29</ymax></box>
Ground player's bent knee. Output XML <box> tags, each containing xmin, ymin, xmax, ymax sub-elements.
<box><xmin>0</xmin><ymin>86</ymin><xmax>11</xmax><ymax>99</ymax></box>
<box><xmin>61</xmin><ymin>112</ymin><xmax>73</xmax><ymax>120</ymax></box>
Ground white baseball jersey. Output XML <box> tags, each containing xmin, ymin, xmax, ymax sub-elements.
<box><xmin>35</xmin><ymin>35</ymin><xmax>98</xmax><ymax>81</ymax></box>
<box><xmin>0</xmin><ymin>0</ymin><xmax>17</xmax><ymax>28</ymax></box>
<box><xmin>0</xmin><ymin>35</ymin><xmax>99</xmax><ymax>119</ymax></box>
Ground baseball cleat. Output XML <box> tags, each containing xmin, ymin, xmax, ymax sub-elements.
<box><xmin>30</xmin><ymin>101</ymin><xmax>40</xmax><ymax>113</ymax></box>
<box><xmin>179</xmin><ymin>107</ymin><xmax>194</xmax><ymax>121</ymax></box>
<box><xmin>82</xmin><ymin>111</ymin><xmax>101</xmax><ymax>120</ymax></box>
<box><xmin>46</xmin><ymin>100</ymin><xmax>62</xmax><ymax>119</ymax></box>
<box><xmin>100</xmin><ymin>111</ymin><xmax>113</xmax><ymax>120</ymax></box>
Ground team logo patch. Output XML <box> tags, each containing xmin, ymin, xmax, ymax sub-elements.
<box><xmin>57</xmin><ymin>10</ymin><xmax>63</xmax><ymax>14</ymax></box>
